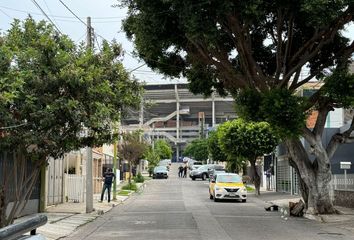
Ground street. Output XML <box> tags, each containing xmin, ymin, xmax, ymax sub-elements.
<box><xmin>64</xmin><ymin>164</ymin><xmax>354</xmax><ymax>240</ymax></box>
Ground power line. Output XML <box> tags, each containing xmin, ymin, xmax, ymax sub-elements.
<box><xmin>0</xmin><ymin>5</ymin><xmax>125</xmax><ymax>19</ymax></box>
<box><xmin>30</xmin><ymin>0</ymin><xmax>62</xmax><ymax>34</ymax></box>
<box><xmin>0</xmin><ymin>8</ymin><xmax>12</xmax><ymax>19</ymax></box>
<box><xmin>128</xmin><ymin>63</ymin><xmax>146</xmax><ymax>73</ymax></box>
<box><xmin>42</xmin><ymin>0</ymin><xmax>62</xmax><ymax>33</ymax></box>
<box><xmin>58</xmin><ymin>0</ymin><xmax>86</xmax><ymax>26</ymax></box>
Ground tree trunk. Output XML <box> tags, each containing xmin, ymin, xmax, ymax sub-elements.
<box><xmin>289</xmin><ymin>158</ymin><xmax>309</xmax><ymax>208</ymax></box>
<box><xmin>285</xmin><ymin>139</ymin><xmax>336</xmax><ymax>214</ymax></box>
<box><xmin>0</xmin><ymin>150</ymin><xmax>45</xmax><ymax>227</ymax></box>
<box><xmin>128</xmin><ymin>160</ymin><xmax>132</xmax><ymax>185</ymax></box>
<box><xmin>242</xmin><ymin>163</ymin><xmax>248</xmax><ymax>176</ymax></box>
<box><xmin>0</xmin><ymin>186</ymin><xmax>6</xmax><ymax>228</ymax></box>
<box><xmin>250</xmin><ymin>157</ymin><xmax>261</xmax><ymax>195</ymax></box>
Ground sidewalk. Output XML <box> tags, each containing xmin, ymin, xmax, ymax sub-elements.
<box><xmin>19</xmin><ymin>181</ymin><xmax>145</xmax><ymax>240</ymax></box>
<box><xmin>252</xmin><ymin>190</ymin><xmax>354</xmax><ymax>234</ymax></box>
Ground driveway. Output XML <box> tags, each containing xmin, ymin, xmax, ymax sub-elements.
<box><xmin>64</xmin><ymin>163</ymin><xmax>354</xmax><ymax>240</ymax></box>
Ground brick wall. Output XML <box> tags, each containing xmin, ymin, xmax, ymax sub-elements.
<box><xmin>334</xmin><ymin>190</ymin><xmax>354</xmax><ymax>208</ymax></box>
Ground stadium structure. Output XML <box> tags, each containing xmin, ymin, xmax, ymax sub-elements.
<box><xmin>121</xmin><ymin>83</ymin><xmax>237</xmax><ymax>161</ymax></box>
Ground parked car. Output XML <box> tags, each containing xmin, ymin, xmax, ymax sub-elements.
<box><xmin>189</xmin><ymin>164</ymin><xmax>223</xmax><ymax>180</ymax></box>
<box><xmin>209</xmin><ymin>173</ymin><xmax>247</xmax><ymax>202</ymax></box>
<box><xmin>208</xmin><ymin>168</ymin><xmax>227</xmax><ymax>182</ymax></box>
<box><xmin>191</xmin><ymin>164</ymin><xmax>203</xmax><ymax>170</ymax></box>
<box><xmin>189</xmin><ymin>160</ymin><xmax>203</xmax><ymax>170</ymax></box>
<box><xmin>158</xmin><ymin>160</ymin><xmax>170</xmax><ymax>171</ymax></box>
<box><xmin>153</xmin><ymin>166</ymin><xmax>168</xmax><ymax>179</ymax></box>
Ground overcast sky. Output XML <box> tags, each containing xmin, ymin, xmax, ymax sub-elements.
<box><xmin>1</xmin><ymin>1</ymin><xmax>354</xmax><ymax>85</ymax></box>
<box><xmin>0</xmin><ymin>0</ymin><xmax>185</xmax><ymax>84</ymax></box>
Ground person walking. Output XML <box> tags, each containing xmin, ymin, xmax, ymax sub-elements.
<box><xmin>100</xmin><ymin>168</ymin><xmax>115</xmax><ymax>203</ymax></box>
<box><xmin>178</xmin><ymin>165</ymin><xmax>184</xmax><ymax>178</ymax></box>
<box><xmin>183</xmin><ymin>164</ymin><xmax>188</xmax><ymax>178</ymax></box>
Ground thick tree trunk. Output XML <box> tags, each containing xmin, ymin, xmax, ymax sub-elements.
<box><xmin>285</xmin><ymin>139</ymin><xmax>336</xmax><ymax>214</ymax></box>
<box><xmin>0</xmin><ymin>186</ymin><xmax>6</xmax><ymax>228</ymax></box>
<box><xmin>250</xmin><ymin>158</ymin><xmax>261</xmax><ymax>195</ymax></box>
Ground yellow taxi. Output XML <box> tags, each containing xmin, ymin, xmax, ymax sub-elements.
<box><xmin>209</xmin><ymin>173</ymin><xmax>247</xmax><ymax>202</ymax></box>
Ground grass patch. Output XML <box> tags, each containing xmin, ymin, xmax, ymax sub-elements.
<box><xmin>246</xmin><ymin>186</ymin><xmax>255</xmax><ymax>192</ymax></box>
<box><xmin>118</xmin><ymin>190</ymin><xmax>131</xmax><ymax>196</ymax></box>
<box><xmin>144</xmin><ymin>176</ymin><xmax>152</xmax><ymax>180</ymax></box>
<box><xmin>121</xmin><ymin>182</ymin><xmax>137</xmax><ymax>191</ymax></box>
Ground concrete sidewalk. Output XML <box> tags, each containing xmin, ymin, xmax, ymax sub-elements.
<box><xmin>252</xmin><ymin>190</ymin><xmax>354</xmax><ymax>234</ymax></box>
<box><xmin>19</xmin><ymin>182</ymin><xmax>145</xmax><ymax>240</ymax></box>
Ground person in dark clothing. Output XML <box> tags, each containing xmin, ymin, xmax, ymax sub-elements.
<box><xmin>183</xmin><ymin>164</ymin><xmax>188</xmax><ymax>178</ymax></box>
<box><xmin>178</xmin><ymin>165</ymin><xmax>184</xmax><ymax>177</ymax></box>
<box><xmin>100</xmin><ymin>168</ymin><xmax>115</xmax><ymax>203</ymax></box>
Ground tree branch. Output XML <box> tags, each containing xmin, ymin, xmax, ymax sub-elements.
<box><xmin>289</xmin><ymin>8</ymin><xmax>353</xmax><ymax>67</ymax></box>
<box><xmin>326</xmin><ymin>114</ymin><xmax>354</xmax><ymax>158</ymax></box>
<box><xmin>187</xmin><ymin>39</ymin><xmax>248</xmax><ymax>89</ymax></box>
<box><xmin>313</xmin><ymin>101</ymin><xmax>332</xmax><ymax>139</ymax></box>
<box><xmin>282</xmin><ymin>13</ymin><xmax>294</xmax><ymax>74</ymax></box>
<box><xmin>284</xmin><ymin>9</ymin><xmax>353</xmax><ymax>83</ymax></box>
<box><xmin>225</xmin><ymin>15</ymin><xmax>268</xmax><ymax>90</ymax></box>
<box><xmin>302</xmin><ymin>127</ymin><xmax>317</xmax><ymax>146</ymax></box>
<box><xmin>275</xmin><ymin>9</ymin><xmax>284</xmax><ymax>81</ymax></box>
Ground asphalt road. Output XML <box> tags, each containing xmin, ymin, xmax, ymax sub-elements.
<box><xmin>64</xmin><ymin>164</ymin><xmax>354</xmax><ymax>240</ymax></box>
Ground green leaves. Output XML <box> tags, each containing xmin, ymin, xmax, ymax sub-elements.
<box><xmin>183</xmin><ymin>138</ymin><xmax>208</xmax><ymax>161</ymax></box>
<box><xmin>235</xmin><ymin>89</ymin><xmax>306</xmax><ymax>138</ymax></box>
<box><xmin>0</xmin><ymin>18</ymin><xmax>142</xmax><ymax>160</ymax></box>
<box><xmin>217</xmin><ymin>119</ymin><xmax>279</xmax><ymax>159</ymax></box>
<box><xmin>154</xmin><ymin>139</ymin><xmax>173</xmax><ymax>159</ymax></box>
<box><xmin>323</xmin><ymin>70</ymin><xmax>354</xmax><ymax>108</ymax></box>
<box><xmin>207</xmin><ymin>130</ymin><xmax>227</xmax><ymax>162</ymax></box>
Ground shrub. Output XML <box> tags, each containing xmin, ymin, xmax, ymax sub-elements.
<box><xmin>134</xmin><ymin>172</ymin><xmax>145</xmax><ymax>183</ymax></box>
<box><xmin>121</xmin><ymin>182</ymin><xmax>137</xmax><ymax>191</ymax></box>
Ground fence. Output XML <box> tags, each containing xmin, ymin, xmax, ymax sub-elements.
<box><xmin>64</xmin><ymin>174</ymin><xmax>85</xmax><ymax>203</ymax></box>
<box><xmin>331</xmin><ymin>174</ymin><xmax>354</xmax><ymax>190</ymax></box>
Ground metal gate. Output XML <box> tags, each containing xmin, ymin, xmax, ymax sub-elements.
<box><xmin>276</xmin><ymin>159</ymin><xmax>291</xmax><ymax>192</ymax></box>
<box><xmin>47</xmin><ymin>157</ymin><xmax>64</xmax><ymax>205</ymax></box>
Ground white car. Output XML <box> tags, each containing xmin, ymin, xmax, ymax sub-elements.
<box><xmin>209</xmin><ymin>173</ymin><xmax>247</xmax><ymax>202</ymax></box>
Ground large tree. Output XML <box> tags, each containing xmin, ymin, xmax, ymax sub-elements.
<box><xmin>154</xmin><ymin>139</ymin><xmax>173</xmax><ymax>160</ymax></box>
<box><xmin>207</xmin><ymin>131</ymin><xmax>227</xmax><ymax>163</ymax></box>
<box><xmin>183</xmin><ymin>139</ymin><xmax>208</xmax><ymax>162</ymax></box>
<box><xmin>121</xmin><ymin>0</ymin><xmax>354</xmax><ymax>214</ymax></box>
<box><xmin>217</xmin><ymin>119</ymin><xmax>279</xmax><ymax>195</ymax></box>
<box><xmin>0</xmin><ymin>17</ymin><xmax>142</xmax><ymax>227</ymax></box>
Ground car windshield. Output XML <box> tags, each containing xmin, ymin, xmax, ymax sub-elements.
<box><xmin>155</xmin><ymin>166</ymin><xmax>167</xmax><ymax>171</ymax></box>
<box><xmin>216</xmin><ymin>175</ymin><xmax>242</xmax><ymax>183</ymax></box>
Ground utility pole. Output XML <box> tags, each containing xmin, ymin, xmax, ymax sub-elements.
<box><xmin>112</xmin><ymin>119</ymin><xmax>119</xmax><ymax>201</ymax></box>
<box><xmin>85</xmin><ymin>16</ymin><xmax>94</xmax><ymax>213</ymax></box>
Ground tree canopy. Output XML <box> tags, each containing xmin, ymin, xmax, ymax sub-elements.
<box><xmin>154</xmin><ymin>139</ymin><xmax>173</xmax><ymax>159</ymax></box>
<box><xmin>0</xmin><ymin>17</ymin><xmax>142</xmax><ymax>160</ymax></box>
<box><xmin>183</xmin><ymin>138</ymin><xmax>208</xmax><ymax>161</ymax></box>
<box><xmin>207</xmin><ymin>130</ymin><xmax>227</xmax><ymax>162</ymax></box>
<box><xmin>122</xmin><ymin>0</ymin><xmax>354</xmax><ymax>95</ymax></box>
<box><xmin>217</xmin><ymin>119</ymin><xmax>279</xmax><ymax>194</ymax></box>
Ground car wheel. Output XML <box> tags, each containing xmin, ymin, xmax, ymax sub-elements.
<box><xmin>191</xmin><ymin>177</ymin><xmax>196</xmax><ymax>181</ymax></box>
<box><xmin>201</xmin><ymin>173</ymin><xmax>207</xmax><ymax>181</ymax></box>
<box><xmin>242</xmin><ymin>199</ymin><xmax>247</xmax><ymax>203</ymax></box>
